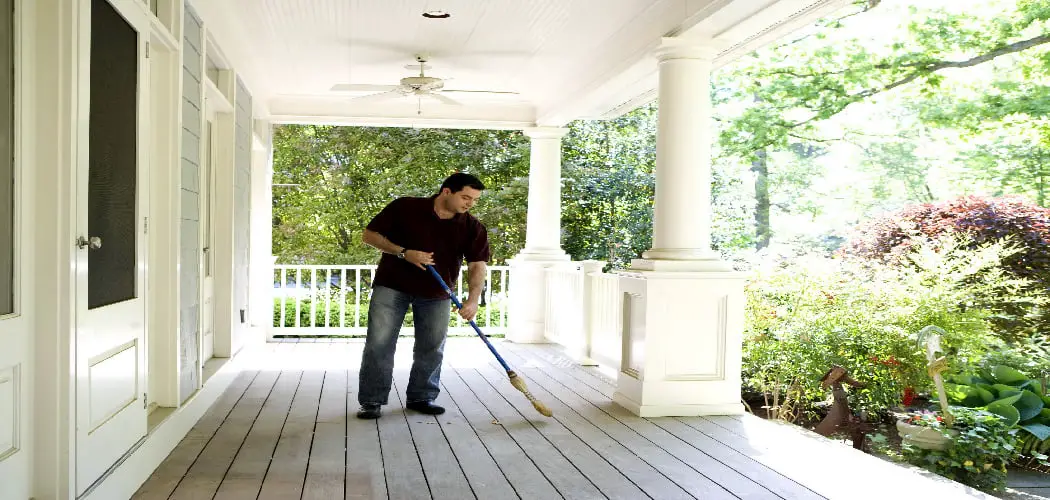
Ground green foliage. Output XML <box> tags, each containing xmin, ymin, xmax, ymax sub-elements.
<box><xmin>561</xmin><ymin>104</ymin><xmax>657</xmax><ymax>268</ymax></box>
<box><xmin>844</xmin><ymin>196</ymin><xmax>1050</xmax><ymax>341</ymax></box>
<box><xmin>947</xmin><ymin>363</ymin><xmax>1050</xmax><ymax>439</ymax></box>
<box><xmin>716</xmin><ymin>0</ymin><xmax>1050</xmax><ymax>160</ymax></box>
<box><xmin>743</xmin><ymin>239</ymin><xmax>1004</xmax><ymax>421</ymax></box>
<box><xmin>272</xmin><ymin>125</ymin><xmax>530</xmax><ymax>265</ymax></box>
<box><xmin>901</xmin><ymin>407</ymin><xmax>1023</xmax><ymax>493</ymax></box>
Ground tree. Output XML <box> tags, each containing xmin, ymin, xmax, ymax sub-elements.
<box><xmin>710</xmin><ymin>0</ymin><xmax>1050</xmax><ymax>251</ymax></box>
<box><xmin>561</xmin><ymin>104</ymin><xmax>657</xmax><ymax>269</ymax></box>
<box><xmin>271</xmin><ymin>125</ymin><xmax>530</xmax><ymax>265</ymax></box>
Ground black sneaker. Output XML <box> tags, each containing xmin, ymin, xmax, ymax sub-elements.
<box><xmin>406</xmin><ymin>401</ymin><xmax>445</xmax><ymax>415</ymax></box>
<box><xmin>356</xmin><ymin>404</ymin><xmax>382</xmax><ymax>419</ymax></box>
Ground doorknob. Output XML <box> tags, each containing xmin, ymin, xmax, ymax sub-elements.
<box><xmin>77</xmin><ymin>236</ymin><xmax>102</xmax><ymax>250</ymax></box>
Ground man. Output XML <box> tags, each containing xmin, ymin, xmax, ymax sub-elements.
<box><xmin>356</xmin><ymin>172</ymin><xmax>490</xmax><ymax>419</ymax></box>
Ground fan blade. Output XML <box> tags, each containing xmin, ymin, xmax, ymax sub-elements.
<box><xmin>425</xmin><ymin>93</ymin><xmax>463</xmax><ymax>106</ymax></box>
<box><xmin>349</xmin><ymin>90</ymin><xmax>405</xmax><ymax>104</ymax></box>
<box><xmin>330</xmin><ymin>83</ymin><xmax>399</xmax><ymax>92</ymax></box>
<box><xmin>442</xmin><ymin>89</ymin><xmax>519</xmax><ymax>95</ymax></box>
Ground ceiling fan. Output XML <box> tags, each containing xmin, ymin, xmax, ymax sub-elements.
<box><xmin>329</xmin><ymin>55</ymin><xmax>518</xmax><ymax>108</ymax></box>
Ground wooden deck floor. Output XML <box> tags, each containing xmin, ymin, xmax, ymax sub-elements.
<box><xmin>133</xmin><ymin>339</ymin><xmax>992</xmax><ymax>500</ymax></box>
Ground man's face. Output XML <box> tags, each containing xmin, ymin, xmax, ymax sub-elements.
<box><xmin>444</xmin><ymin>186</ymin><xmax>482</xmax><ymax>213</ymax></box>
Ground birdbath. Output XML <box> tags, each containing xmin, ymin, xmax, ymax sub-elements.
<box><xmin>896</xmin><ymin>326</ymin><xmax>957</xmax><ymax>450</ymax></box>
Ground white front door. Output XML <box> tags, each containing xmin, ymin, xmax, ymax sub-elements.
<box><xmin>74</xmin><ymin>0</ymin><xmax>150</xmax><ymax>493</ymax></box>
<box><xmin>0</xmin><ymin>1</ymin><xmax>28</xmax><ymax>498</ymax></box>
<box><xmin>201</xmin><ymin>118</ymin><xmax>215</xmax><ymax>364</ymax></box>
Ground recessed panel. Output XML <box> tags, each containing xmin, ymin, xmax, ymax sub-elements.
<box><xmin>621</xmin><ymin>292</ymin><xmax>645</xmax><ymax>378</ymax></box>
<box><xmin>0</xmin><ymin>365</ymin><xmax>18</xmax><ymax>460</ymax></box>
<box><xmin>88</xmin><ymin>342</ymin><xmax>138</xmax><ymax>432</ymax></box>
<box><xmin>665</xmin><ymin>294</ymin><xmax>727</xmax><ymax>380</ymax></box>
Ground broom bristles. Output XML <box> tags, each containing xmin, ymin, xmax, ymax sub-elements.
<box><xmin>507</xmin><ymin>370</ymin><xmax>553</xmax><ymax>417</ymax></box>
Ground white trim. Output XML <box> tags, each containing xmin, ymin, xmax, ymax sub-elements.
<box><xmin>210</xmin><ymin>95</ymin><xmax>236</xmax><ymax>359</ymax></box>
<box><xmin>204</xmin><ymin>77</ymin><xmax>233</xmax><ymax>116</ymax></box>
<box><xmin>30</xmin><ymin>0</ymin><xmax>78</xmax><ymax>497</ymax></box>
<box><xmin>146</xmin><ymin>18</ymin><xmax>182</xmax><ymax>410</ymax></box>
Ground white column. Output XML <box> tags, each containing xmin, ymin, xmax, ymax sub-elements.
<box><xmin>633</xmin><ymin>38</ymin><xmax>727</xmax><ymax>272</ymax></box>
<box><xmin>248</xmin><ymin>120</ymin><xmax>273</xmax><ymax>346</ymax></box>
<box><xmin>613</xmin><ymin>38</ymin><xmax>745</xmax><ymax>417</ymax></box>
<box><xmin>518</xmin><ymin>127</ymin><xmax>569</xmax><ymax>260</ymax></box>
<box><xmin>507</xmin><ymin>127</ymin><xmax>569</xmax><ymax>343</ymax></box>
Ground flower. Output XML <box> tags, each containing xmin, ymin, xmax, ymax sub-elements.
<box><xmin>964</xmin><ymin>460</ymin><xmax>974</xmax><ymax>467</ymax></box>
<box><xmin>902</xmin><ymin>387</ymin><xmax>916</xmax><ymax>406</ymax></box>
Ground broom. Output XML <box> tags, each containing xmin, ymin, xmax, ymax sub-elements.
<box><xmin>425</xmin><ymin>265</ymin><xmax>553</xmax><ymax>418</ymax></box>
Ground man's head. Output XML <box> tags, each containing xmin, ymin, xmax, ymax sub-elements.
<box><xmin>437</xmin><ymin>172</ymin><xmax>485</xmax><ymax>214</ymax></box>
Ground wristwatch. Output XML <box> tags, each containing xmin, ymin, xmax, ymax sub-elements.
<box><xmin>396</xmin><ymin>248</ymin><xmax>407</xmax><ymax>259</ymax></box>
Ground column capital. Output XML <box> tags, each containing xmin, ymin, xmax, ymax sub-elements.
<box><xmin>654</xmin><ymin>37</ymin><xmax>720</xmax><ymax>61</ymax></box>
<box><xmin>523</xmin><ymin>126</ymin><xmax>569</xmax><ymax>140</ymax></box>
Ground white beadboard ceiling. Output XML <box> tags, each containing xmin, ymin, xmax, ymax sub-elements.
<box><xmin>192</xmin><ymin>0</ymin><xmax>852</xmax><ymax>129</ymax></box>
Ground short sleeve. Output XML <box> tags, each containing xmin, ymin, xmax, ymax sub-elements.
<box><xmin>465</xmin><ymin>220</ymin><xmax>491</xmax><ymax>263</ymax></box>
<box><xmin>366</xmin><ymin>197</ymin><xmax>405</xmax><ymax>236</ymax></box>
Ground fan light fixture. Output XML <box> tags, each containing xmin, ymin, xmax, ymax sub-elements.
<box><xmin>422</xmin><ymin>10</ymin><xmax>450</xmax><ymax>19</ymax></box>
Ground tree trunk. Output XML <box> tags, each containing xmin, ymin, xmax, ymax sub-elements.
<box><xmin>752</xmin><ymin>148</ymin><xmax>771</xmax><ymax>250</ymax></box>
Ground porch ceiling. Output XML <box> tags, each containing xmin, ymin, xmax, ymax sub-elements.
<box><xmin>193</xmin><ymin>0</ymin><xmax>852</xmax><ymax>129</ymax></box>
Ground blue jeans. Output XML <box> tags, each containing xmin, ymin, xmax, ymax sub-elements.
<box><xmin>358</xmin><ymin>286</ymin><xmax>451</xmax><ymax>406</ymax></box>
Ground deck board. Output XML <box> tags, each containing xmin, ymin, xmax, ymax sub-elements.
<box><xmin>170</xmin><ymin>370</ymin><xmax>280</xmax><ymax>500</ymax></box>
<box><xmin>134</xmin><ymin>340</ymin><xmax>995</xmax><ymax>500</ymax></box>
<box><xmin>440</xmin><ymin>363</ymin><xmax>558</xmax><ymax>500</ymax></box>
<box><xmin>132</xmin><ymin>370</ymin><xmax>257</xmax><ymax>499</ymax></box>
<box><xmin>303</xmin><ymin>369</ymin><xmax>348</xmax><ymax>500</ymax></box>
<box><xmin>392</xmin><ymin>368</ymin><xmax>475</xmax><ymax>499</ymax></box>
<box><xmin>345</xmin><ymin>370</ymin><xmax>389</xmax><ymax>500</ymax></box>
<box><xmin>214</xmin><ymin>370</ymin><xmax>302</xmax><ymax>500</ymax></box>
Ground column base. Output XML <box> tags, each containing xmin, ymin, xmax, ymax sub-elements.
<box><xmin>514</xmin><ymin>248</ymin><xmax>570</xmax><ymax>262</ymax></box>
<box><xmin>633</xmin><ymin>249</ymin><xmax>732</xmax><ymax>272</ymax></box>
<box><xmin>614</xmin><ymin>269</ymin><xmax>745</xmax><ymax>417</ymax></box>
<box><xmin>613</xmin><ymin>391</ymin><xmax>744</xmax><ymax>417</ymax></box>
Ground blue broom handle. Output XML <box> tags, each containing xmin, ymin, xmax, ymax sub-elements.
<box><xmin>425</xmin><ymin>265</ymin><xmax>512</xmax><ymax>372</ymax></box>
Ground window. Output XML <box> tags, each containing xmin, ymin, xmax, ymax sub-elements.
<box><xmin>0</xmin><ymin>0</ymin><xmax>14</xmax><ymax>316</ymax></box>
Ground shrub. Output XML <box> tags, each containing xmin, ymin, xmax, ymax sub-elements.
<box><xmin>743</xmin><ymin>238</ymin><xmax>1010</xmax><ymax>422</ymax></box>
<box><xmin>842</xmin><ymin>195</ymin><xmax>1050</xmax><ymax>341</ymax></box>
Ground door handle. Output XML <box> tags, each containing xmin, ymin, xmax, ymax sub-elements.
<box><xmin>77</xmin><ymin>236</ymin><xmax>102</xmax><ymax>250</ymax></box>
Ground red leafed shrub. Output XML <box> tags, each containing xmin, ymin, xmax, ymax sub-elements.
<box><xmin>843</xmin><ymin>195</ymin><xmax>1050</xmax><ymax>340</ymax></box>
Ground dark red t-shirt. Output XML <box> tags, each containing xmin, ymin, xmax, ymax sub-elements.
<box><xmin>366</xmin><ymin>195</ymin><xmax>491</xmax><ymax>299</ymax></box>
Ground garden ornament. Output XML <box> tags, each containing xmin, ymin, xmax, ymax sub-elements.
<box><xmin>814</xmin><ymin>365</ymin><xmax>871</xmax><ymax>449</ymax></box>
<box><xmin>923</xmin><ymin>331</ymin><xmax>954</xmax><ymax>426</ymax></box>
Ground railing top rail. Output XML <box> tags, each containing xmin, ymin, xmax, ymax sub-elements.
<box><xmin>273</xmin><ymin>263</ymin><xmax>512</xmax><ymax>270</ymax></box>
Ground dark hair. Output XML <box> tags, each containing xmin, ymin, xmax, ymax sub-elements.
<box><xmin>439</xmin><ymin>172</ymin><xmax>485</xmax><ymax>194</ymax></box>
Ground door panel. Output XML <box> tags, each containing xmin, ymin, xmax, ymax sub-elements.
<box><xmin>75</xmin><ymin>0</ymin><xmax>149</xmax><ymax>493</ymax></box>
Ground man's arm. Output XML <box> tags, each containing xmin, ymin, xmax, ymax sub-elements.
<box><xmin>457</xmin><ymin>261</ymin><xmax>487</xmax><ymax>321</ymax></box>
<box><xmin>466</xmin><ymin>261</ymin><xmax>487</xmax><ymax>303</ymax></box>
<box><xmin>362</xmin><ymin>229</ymin><xmax>434</xmax><ymax>269</ymax></box>
<box><xmin>362</xmin><ymin>228</ymin><xmax>403</xmax><ymax>255</ymax></box>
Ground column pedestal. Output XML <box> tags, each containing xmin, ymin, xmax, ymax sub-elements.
<box><xmin>612</xmin><ymin>269</ymin><xmax>745</xmax><ymax>417</ymax></box>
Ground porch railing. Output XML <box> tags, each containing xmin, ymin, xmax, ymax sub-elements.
<box><xmin>542</xmin><ymin>260</ymin><xmax>623</xmax><ymax>369</ymax></box>
<box><xmin>271</xmin><ymin>264</ymin><xmax>510</xmax><ymax>338</ymax></box>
